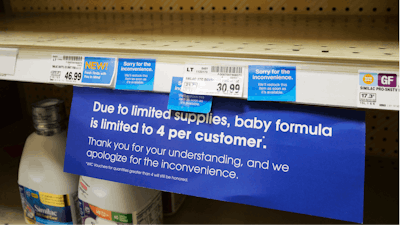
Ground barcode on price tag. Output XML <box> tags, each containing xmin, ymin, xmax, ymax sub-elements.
<box><xmin>211</xmin><ymin>66</ymin><xmax>243</xmax><ymax>74</ymax></box>
<box><xmin>181</xmin><ymin>65</ymin><xmax>245</xmax><ymax>97</ymax></box>
<box><xmin>62</xmin><ymin>56</ymin><xmax>83</xmax><ymax>61</ymax></box>
<box><xmin>357</xmin><ymin>71</ymin><xmax>399</xmax><ymax>110</ymax></box>
<box><xmin>49</xmin><ymin>54</ymin><xmax>84</xmax><ymax>83</ymax></box>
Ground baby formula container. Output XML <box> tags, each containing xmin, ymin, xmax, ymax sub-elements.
<box><xmin>78</xmin><ymin>176</ymin><xmax>163</xmax><ymax>224</ymax></box>
<box><xmin>18</xmin><ymin>99</ymin><xmax>80</xmax><ymax>224</ymax></box>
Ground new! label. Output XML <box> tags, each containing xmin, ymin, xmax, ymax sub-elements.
<box><xmin>82</xmin><ymin>57</ymin><xmax>116</xmax><ymax>85</ymax></box>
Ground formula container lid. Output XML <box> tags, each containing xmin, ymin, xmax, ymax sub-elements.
<box><xmin>32</xmin><ymin>99</ymin><xmax>67</xmax><ymax>136</ymax></box>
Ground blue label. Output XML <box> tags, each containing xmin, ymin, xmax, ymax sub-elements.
<box><xmin>19</xmin><ymin>185</ymin><xmax>73</xmax><ymax>224</ymax></box>
<box><xmin>248</xmin><ymin>65</ymin><xmax>296</xmax><ymax>101</ymax></box>
<box><xmin>167</xmin><ymin>77</ymin><xmax>212</xmax><ymax>113</ymax></box>
<box><xmin>115</xmin><ymin>58</ymin><xmax>156</xmax><ymax>91</ymax></box>
<box><xmin>81</xmin><ymin>57</ymin><xmax>116</xmax><ymax>84</ymax></box>
<box><xmin>65</xmin><ymin>87</ymin><xmax>365</xmax><ymax>223</ymax></box>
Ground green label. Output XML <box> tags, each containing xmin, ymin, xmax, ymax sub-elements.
<box><xmin>112</xmin><ymin>212</ymin><xmax>133</xmax><ymax>223</ymax></box>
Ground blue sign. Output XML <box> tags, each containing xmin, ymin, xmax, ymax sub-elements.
<box><xmin>82</xmin><ymin>57</ymin><xmax>116</xmax><ymax>84</ymax></box>
<box><xmin>248</xmin><ymin>65</ymin><xmax>296</xmax><ymax>101</ymax></box>
<box><xmin>168</xmin><ymin>77</ymin><xmax>212</xmax><ymax>113</ymax></box>
<box><xmin>65</xmin><ymin>87</ymin><xmax>365</xmax><ymax>223</ymax></box>
<box><xmin>115</xmin><ymin>58</ymin><xmax>156</xmax><ymax>91</ymax></box>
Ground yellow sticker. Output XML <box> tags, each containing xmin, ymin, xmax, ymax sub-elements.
<box><xmin>31</xmin><ymin>193</ymin><xmax>39</xmax><ymax>198</ymax></box>
<box><xmin>39</xmin><ymin>192</ymin><xmax>70</xmax><ymax>207</ymax></box>
<box><xmin>363</xmin><ymin>74</ymin><xmax>374</xmax><ymax>85</ymax></box>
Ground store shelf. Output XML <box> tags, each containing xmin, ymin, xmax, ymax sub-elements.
<box><xmin>0</xmin><ymin>13</ymin><xmax>398</xmax><ymax>109</ymax></box>
<box><xmin>0</xmin><ymin>0</ymin><xmax>398</xmax><ymax>223</ymax></box>
<box><xmin>0</xmin><ymin>12</ymin><xmax>398</xmax><ymax>62</ymax></box>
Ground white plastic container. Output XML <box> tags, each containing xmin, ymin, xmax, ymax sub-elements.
<box><xmin>78</xmin><ymin>176</ymin><xmax>163</xmax><ymax>224</ymax></box>
<box><xmin>18</xmin><ymin>99</ymin><xmax>80</xmax><ymax>224</ymax></box>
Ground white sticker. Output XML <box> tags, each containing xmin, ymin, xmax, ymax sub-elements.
<box><xmin>181</xmin><ymin>65</ymin><xmax>244</xmax><ymax>97</ymax></box>
<box><xmin>0</xmin><ymin>48</ymin><xmax>18</xmax><ymax>75</ymax></box>
<box><xmin>49</xmin><ymin>54</ymin><xmax>84</xmax><ymax>83</ymax></box>
<box><xmin>357</xmin><ymin>71</ymin><xmax>399</xmax><ymax>110</ymax></box>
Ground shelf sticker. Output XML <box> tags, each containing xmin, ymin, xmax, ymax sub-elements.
<box><xmin>248</xmin><ymin>65</ymin><xmax>296</xmax><ymax>101</ymax></box>
<box><xmin>49</xmin><ymin>55</ymin><xmax>116</xmax><ymax>85</ymax></box>
<box><xmin>181</xmin><ymin>65</ymin><xmax>244</xmax><ymax>97</ymax></box>
<box><xmin>167</xmin><ymin>77</ymin><xmax>212</xmax><ymax>114</ymax></box>
<box><xmin>357</xmin><ymin>71</ymin><xmax>399</xmax><ymax>110</ymax></box>
<box><xmin>115</xmin><ymin>58</ymin><xmax>156</xmax><ymax>91</ymax></box>
<box><xmin>65</xmin><ymin>86</ymin><xmax>365</xmax><ymax>223</ymax></box>
<box><xmin>50</xmin><ymin>55</ymin><xmax>84</xmax><ymax>83</ymax></box>
<box><xmin>82</xmin><ymin>57</ymin><xmax>116</xmax><ymax>85</ymax></box>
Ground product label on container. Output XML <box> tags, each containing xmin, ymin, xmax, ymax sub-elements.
<box><xmin>65</xmin><ymin>87</ymin><xmax>365</xmax><ymax>223</ymax></box>
<box><xmin>79</xmin><ymin>200</ymin><xmax>133</xmax><ymax>224</ymax></box>
<box><xmin>357</xmin><ymin>71</ymin><xmax>399</xmax><ymax>110</ymax></box>
<box><xmin>19</xmin><ymin>184</ymin><xmax>75</xmax><ymax>224</ymax></box>
<box><xmin>168</xmin><ymin>77</ymin><xmax>212</xmax><ymax>113</ymax></box>
<box><xmin>181</xmin><ymin>65</ymin><xmax>244</xmax><ymax>97</ymax></box>
<box><xmin>78</xmin><ymin>193</ymin><xmax>162</xmax><ymax>224</ymax></box>
<box><xmin>115</xmin><ymin>58</ymin><xmax>156</xmax><ymax>91</ymax></box>
<box><xmin>49</xmin><ymin>55</ymin><xmax>116</xmax><ymax>85</ymax></box>
<box><xmin>248</xmin><ymin>65</ymin><xmax>296</xmax><ymax>101</ymax></box>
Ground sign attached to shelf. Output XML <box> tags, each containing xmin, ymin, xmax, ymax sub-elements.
<box><xmin>181</xmin><ymin>65</ymin><xmax>244</xmax><ymax>97</ymax></box>
<box><xmin>0</xmin><ymin>48</ymin><xmax>18</xmax><ymax>76</ymax></box>
<box><xmin>49</xmin><ymin>55</ymin><xmax>116</xmax><ymax>85</ymax></box>
<box><xmin>115</xmin><ymin>58</ymin><xmax>156</xmax><ymax>91</ymax></box>
<box><xmin>168</xmin><ymin>77</ymin><xmax>212</xmax><ymax>113</ymax></box>
<box><xmin>65</xmin><ymin>87</ymin><xmax>365</xmax><ymax>223</ymax></box>
<box><xmin>248</xmin><ymin>65</ymin><xmax>296</xmax><ymax>101</ymax></box>
<box><xmin>357</xmin><ymin>71</ymin><xmax>399</xmax><ymax>110</ymax></box>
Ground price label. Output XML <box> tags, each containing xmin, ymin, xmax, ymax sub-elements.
<box><xmin>181</xmin><ymin>65</ymin><xmax>244</xmax><ymax>97</ymax></box>
<box><xmin>359</xmin><ymin>92</ymin><xmax>376</xmax><ymax>102</ymax></box>
<box><xmin>357</xmin><ymin>71</ymin><xmax>399</xmax><ymax>110</ymax></box>
<box><xmin>50</xmin><ymin>55</ymin><xmax>84</xmax><ymax>83</ymax></box>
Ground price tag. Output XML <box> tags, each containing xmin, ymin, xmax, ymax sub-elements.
<box><xmin>181</xmin><ymin>65</ymin><xmax>244</xmax><ymax>97</ymax></box>
<box><xmin>357</xmin><ymin>71</ymin><xmax>399</xmax><ymax>110</ymax></box>
<box><xmin>49</xmin><ymin>55</ymin><xmax>116</xmax><ymax>85</ymax></box>
<box><xmin>50</xmin><ymin>54</ymin><xmax>84</xmax><ymax>83</ymax></box>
